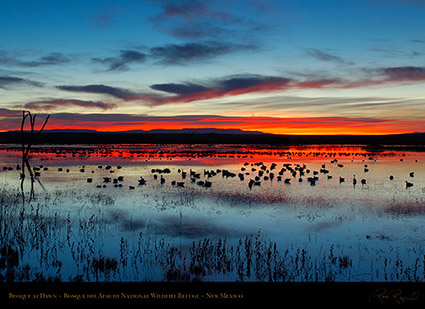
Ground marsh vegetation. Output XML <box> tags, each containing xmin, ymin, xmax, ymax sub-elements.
<box><xmin>1</xmin><ymin>144</ymin><xmax>425</xmax><ymax>282</ymax></box>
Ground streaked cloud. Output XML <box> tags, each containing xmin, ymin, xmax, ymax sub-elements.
<box><xmin>92</xmin><ymin>50</ymin><xmax>147</xmax><ymax>71</ymax></box>
<box><xmin>0</xmin><ymin>76</ymin><xmax>42</xmax><ymax>88</ymax></box>
<box><xmin>92</xmin><ymin>41</ymin><xmax>257</xmax><ymax>71</ymax></box>
<box><xmin>0</xmin><ymin>52</ymin><xmax>71</xmax><ymax>67</ymax></box>
<box><xmin>305</xmin><ymin>48</ymin><xmax>355</xmax><ymax>65</ymax></box>
<box><xmin>150</xmin><ymin>41</ymin><xmax>257</xmax><ymax>65</ymax></box>
<box><xmin>56</xmin><ymin>84</ymin><xmax>141</xmax><ymax>101</ymax></box>
<box><xmin>18</xmin><ymin>99</ymin><xmax>117</xmax><ymax>111</ymax></box>
<box><xmin>379</xmin><ymin>66</ymin><xmax>425</xmax><ymax>81</ymax></box>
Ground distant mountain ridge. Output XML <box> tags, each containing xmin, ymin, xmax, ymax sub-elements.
<box><xmin>123</xmin><ymin>128</ymin><xmax>267</xmax><ymax>134</ymax></box>
<box><xmin>14</xmin><ymin>128</ymin><xmax>267</xmax><ymax>135</ymax></box>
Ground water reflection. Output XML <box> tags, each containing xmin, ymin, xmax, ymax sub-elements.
<box><xmin>0</xmin><ymin>144</ymin><xmax>425</xmax><ymax>282</ymax></box>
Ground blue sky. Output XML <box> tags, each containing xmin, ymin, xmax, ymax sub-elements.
<box><xmin>1</xmin><ymin>0</ymin><xmax>425</xmax><ymax>134</ymax></box>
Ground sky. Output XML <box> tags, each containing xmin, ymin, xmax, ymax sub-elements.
<box><xmin>1</xmin><ymin>0</ymin><xmax>425</xmax><ymax>135</ymax></box>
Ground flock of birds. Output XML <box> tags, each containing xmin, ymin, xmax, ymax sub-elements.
<box><xmin>2</xmin><ymin>156</ymin><xmax>418</xmax><ymax>191</ymax></box>
<box><xmin>3</xmin><ymin>147</ymin><xmax>417</xmax><ymax>190</ymax></box>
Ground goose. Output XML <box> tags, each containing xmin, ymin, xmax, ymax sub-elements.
<box><xmin>248</xmin><ymin>179</ymin><xmax>254</xmax><ymax>190</ymax></box>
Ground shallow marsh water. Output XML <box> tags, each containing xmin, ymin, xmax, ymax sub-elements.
<box><xmin>0</xmin><ymin>144</ymin><xmax>425</xmax><ymax>282</ymax></box>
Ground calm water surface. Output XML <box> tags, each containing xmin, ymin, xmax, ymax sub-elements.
<box><xmin>1</xmin><ymin>144</ymin><xmax>424</xmax><ymax>282</ymax></box>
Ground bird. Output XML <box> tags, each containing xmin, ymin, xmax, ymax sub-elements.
<box><xmin>248</xmin><ymin>179</ymin><xmax>254</xmax><ymax>190</ymax></box>
<box><xmin>410</xmin><ymin>172</ymin><xmax>414</xmax><ymax>178</ymax></box>
<box><xmin>389</xmin><ymin>175</ymin><xmax>394</xmax><ymax>180</ymax></box>
<box><xmin>406</xmin><ymin>181</ymin><xmax>413</xmax><ymax>188</ymax></box>
<box><xmin>307</xmin><ymin>177</ymin><xmax>316</xmax><ymax>185</ymax></box>
<box><xmin>339</xmin><ymin>177</ymin><xmax>345</xmax><ymax>183</ymax></box>
<box><xmin>361</xmin><ymin>179</ymin><xmax>367</xmax><ymax>185</ymax></box>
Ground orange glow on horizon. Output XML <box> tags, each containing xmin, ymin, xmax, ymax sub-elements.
<box><xmin>2</xmin><ymin>114</ymin><xmax>423</xmax><ymax>135</ymax></box>
<box><xmin>44</xmin><ymin>123</ymin><xmax>420</xmax><ymax>136</ymax></box>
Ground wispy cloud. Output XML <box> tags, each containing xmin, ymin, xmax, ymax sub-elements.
<box><xmin>378</xmin><ymin>66</ymin><xmax>425</xmax><ymax>81</ymax></box>
<box><xmin>92</xmin><ymin>42</ymin><xmax>257</xmax><ymax>70</ymax></box>
<box><xmin>0</xmin><ymin>76</ymin><xmax>42</xmax><ymax>88</ymax></box>
<box><xmin>149</xmin><ymin>74</ymin><xmax>292</xmax><ymax>105</ymax></box>
<box><xmin>55</xmin><ymin>66</ymin><xmax>425</xmax><ymax>109</ymax></box>
<box><xmin>19</xmin><ymin>99</ymin><xmax>117</xmax><ymax>111</ymax></box>
<box><xmin>0</xmin><ymin>52</ymin><xmax>71</xmax><ymax>67</ymax></box>
<box><xmin>56</xmin><ymin>84</ymin><xmax>141</xmax><ymax>101</ymax></box>
<box><xmin>150</xmin><ymin>41</ymin><xmax>257</xmax><ymax>65</ymax></box>
<box><xmin>92</xmin><ymin>50</ymin><xmax>146</xmax><ymax>71</ymax></box>
<box><xmin>149</xmin><ymin>0</ymin><xmax>270</xmax><ymax>41</ymax></box>
<box><xmin>305</xmin><ymin>48</ymin><xmax>355</xmax><ymax>65</ymax></box>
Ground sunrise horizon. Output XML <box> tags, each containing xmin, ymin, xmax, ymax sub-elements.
<box><xmin>1</xmin><ymin>0</ymin><xmax>425</xmax><ymax>138</ymax></box>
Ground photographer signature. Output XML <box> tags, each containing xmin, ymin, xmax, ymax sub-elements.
<box><xmin>369</xmin><ymin>288</ymin><xmax>420</xmax><ymax>305</ymax></box>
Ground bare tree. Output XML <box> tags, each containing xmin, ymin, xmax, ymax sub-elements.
<box><xmin>20</xmin><ymin>110</ymin><xmax>51</xmax><ymax>202</ymax></box>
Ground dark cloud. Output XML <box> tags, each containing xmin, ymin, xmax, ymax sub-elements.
<box><xmin>91</xmin><ymin>42</ymin><xmax>257</xmax><ymax>71</ymax></box>
<box><xmin>149</xmin><ymin>41</ymin><xmax>257</xmax><ymax>65</ymax></box>
<box><xmin>33</xmin><ymin>53</ymin><xmax>70</xmax><ymax>66</ymax></box>
<box><xmin>149</xmin><ymin>74</ymin><xmax>293</xmax><ymax>105</ymax></box>
<box><xmin>150</xmin><ymin>83</ymin><xmax>210</xmax><ymax>95</ymax></box>
<box><xmin>0</xmin><ymin>76</ymin><xmax>42</xmax><ymax>88</ymax></box>
<box><xmin>0</xmin><ymin>52</ymin><xmax>70</xmax><ymax>67</ymax></box>
<box><xmin>149</xmin><ymin>0</ymin><xmax>266</xmax><ymax>41</ymax></box>
<box><xmin>167</xmin><ymin>24</ymin><xmax>230</xmax><ymax>39</ymax></box>
<box><xmin>92</xmin><ymin>50</ymin><xmax>147</xmax><ymax>71</ymax></box>
<box><xmin>217</xmin><ymin>75</ymin><xmax>291</xmax><ymax>93</ymax></box>
<box><xmin>152</xmin><ymin>0</ymin><xmax>236</xmax><ymax>22</ymax></box>
<box><xmin>56</xmin><ymin>84</ymin><xmax>140</xmax><ymax>101</ymax></box>
<box><xmin>21</xmin><ymin>99</ymin><xmax>117</xmax><ymax>111</ymax></box>
<box><xmin>379</xmin><ymin>66</ymin><xmax>425</xmax><ymax>81</ymax></box>
<box><xmin>156</xmin><ymin>0</ymin><xmax>206</xmax><ymax>20</ymax></box>
<box><xmin>305</xmin><ymin>48</ymin><xmax>355</xmax><ymax>65</ymax></box>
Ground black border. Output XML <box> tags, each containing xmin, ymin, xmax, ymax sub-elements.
<box><xmin>1</xmin><ymin>282</ymin><xmax>425</xmax><ymax>306</ymax></box>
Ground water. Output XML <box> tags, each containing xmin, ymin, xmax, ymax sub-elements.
<box><xmin>0</xmin><ymin>144</ymin><xmax>424</xmax><ymax>282</ymax></box>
